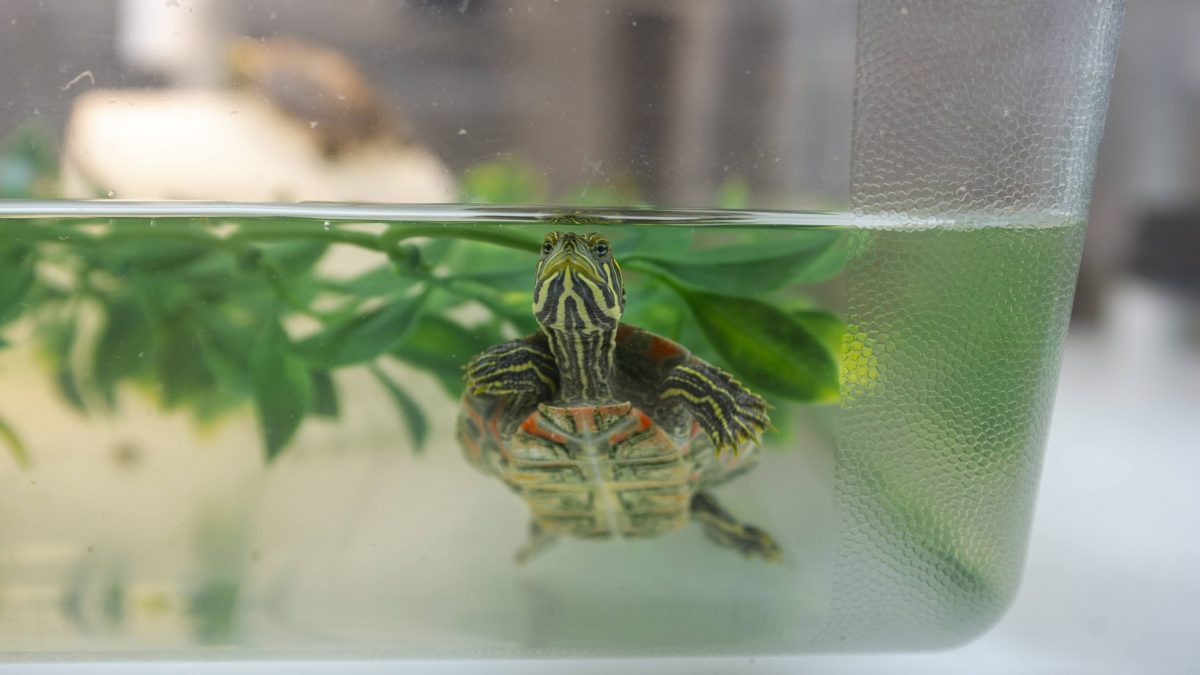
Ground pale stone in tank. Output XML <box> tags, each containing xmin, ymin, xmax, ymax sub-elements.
<box><xmin>59</xmin><ymin>89</ymin><xmax>455</xmax><ymax>203</ymax></box>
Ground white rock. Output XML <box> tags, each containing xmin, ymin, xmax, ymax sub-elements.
<box><xmin>60</xmin><ymin>89</ymin><xmax>456</xmax><ymax>203</ymax></box>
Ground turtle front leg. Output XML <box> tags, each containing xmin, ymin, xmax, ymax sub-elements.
<box><xmin>464</xmin><ymin>338</ymin><xmax>558</xmax><ymax>399</ymax></box>
<box><xmin>462</xmin><ymin>338</ymin><xmax>560</xmax><ymax>439</ymax></box>
<box><xmin>690</xmin><ymin>491</ymin><xmax>781</xmax><ymax>561</ymax></box>
<box><xmin>657</xmin><ymin>359</ymin><xmax>771</xmax><ymax>456</ymax></box>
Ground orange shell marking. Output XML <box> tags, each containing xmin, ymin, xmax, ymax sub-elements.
<box><xmin>519</xmin><ymin>415</ymin><xmax>568</xmax><ymax>446</ymax></box>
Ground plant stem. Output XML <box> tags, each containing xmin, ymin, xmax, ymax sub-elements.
<box><xmin>438</xmin><ymin>275</ymin><xmax>527</xmax><ymax>323</ymax></box>
<box><xmin>1</xmin><ymin>225</ymin><xmax>233</xmax><ymax>250</ymax></box>
<box><xmin>228</xmin><ymin>228</ymin><xmax>387</xmax><ymax>251</ymax></box>
<box><xmin>3</xmin><ymin>219</ymin><xmax>539</xmax><ymax>254</ymax></box>
<box><xmin>385</xmin><ymin>223</ymin><xmax>540</xmax><ymax>252</ymax></box>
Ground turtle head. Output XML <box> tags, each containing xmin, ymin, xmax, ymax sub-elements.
<box><xmin>533</xmin><ymin>231</ymin><xmax>625</xmax><ymax>335</ymax></box>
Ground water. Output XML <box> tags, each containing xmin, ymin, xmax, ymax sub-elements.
<box><xmin>0</xmin><ymin>203</ymin><xmax>1084</xmax><ymax>656</ymax></box>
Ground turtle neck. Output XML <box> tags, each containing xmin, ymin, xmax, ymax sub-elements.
<box><xmin>542</xmin><ymin>325</ymin><xmax>617</xmax><ymax>404</ymax></box>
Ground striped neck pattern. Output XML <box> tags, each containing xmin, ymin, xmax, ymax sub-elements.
<box><xmin>543</xmin><ymin>326</ymin><xmax>617</xmax><ymax>404</ymax></box>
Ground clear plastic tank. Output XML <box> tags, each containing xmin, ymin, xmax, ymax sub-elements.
<box><xmin>0</xmin><ymin>0</ymin><xmax>1122</xmax><ymax>658</ymax></box>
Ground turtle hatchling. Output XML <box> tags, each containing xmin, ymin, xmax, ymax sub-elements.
<box><xmin>457</xmin><ymin>231</ymin><xmax>780</xmax><ymax>562</ymax></box>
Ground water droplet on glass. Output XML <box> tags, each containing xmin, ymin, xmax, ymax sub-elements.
<box><xmin>106</xmin><ymin>189</ymin><xmax>115</xmax><ymax>198</ymax></box>
<box><xmin>323</xmin><ymin>221</ymin><xmax>331</xmax><ymax>231</ymax></box>
<box><xmin>150</xmin><ymin>219</ymin><xmax>156</xmax><ymax>227</ymax></box>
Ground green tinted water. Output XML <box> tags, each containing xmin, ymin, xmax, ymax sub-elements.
<box><xmin>0</xmin><ymin>204</ymin><xmax>1083</xmax><ymax>655</ymax></box>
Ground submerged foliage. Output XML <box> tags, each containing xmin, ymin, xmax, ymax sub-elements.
<box><xmin>0</xmin><ymin>158</ymin><xmax>847</xmax><ymax>464</ymax></box>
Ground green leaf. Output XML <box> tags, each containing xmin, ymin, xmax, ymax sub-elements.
<box><xmin>194</xmin><ymin>306</ymin><xmax>256</xmax><ymax>391</ymax></box>
<box><xmin>475</xmin><ymin>289</ymin><xmax>538</xmax><ymax>334</ymax></box>
<box><xmin>626</xmin><ymin>231</ymin><xmax>848</xmax><ymax>295</ymax></box>
<box><xmin>199</xmin><ymin>301</ymin><xmax>256</xmax><ymax>347</ymax></box>
<box><xmin>251</xmin><ymin>321</ymin><xmax>313</xmax><ymax>461</ymax></box>
<box><xmin>56</xmin><ymin>360</ymin><xmax>86</xmax><ymax>412</ymax></box>
<box><xmin>714</xmin><ymin>177</ymin><xmax>750</xmax><ymax>209</ymax></box>
<box><xmin>615</xmin><ymin>227</ymin><xmax>696</xmax><ymax>257</ymax></box>
<box><xmin>261</xmin><ymin>241</ymin><xmax>328</xmax><ymax>274</ymax></box>
<box><xmin>189</xmin><ymin>580</ymin><xmax>240</xmax><ymax>645</ymax></box>
<box><xmin>560</xmin><ymin>176</ymin><xmax>643</xmax><ymax>207</ymax></box>
<box><xmin>619</xmin><ymin>281</ymin><xmax>689</xmax><ymax>340</ymax></box>
<box><xmin>326</xmin><ymin>264</ymin><xmax>414</xmax><ymax>296</ymax></box>
<box><xmin>107</xmin><ymin>241</ymin><xmax>209</xmax><ymax>274</ymax></box>
<box><xmin>439</xmin><ymin>240</ymin><xmax>534</xmax><ymax>292</ymax></box>
<box><xmin>391</xmin><ymin>314</ymin><xmax>502</xmax><ymax>397</ymax></box>
<box><xmin>309</xmin><ymin>370</ymin><xmax>339</xmax><ymax>418</ymax></box>
<box><xmin>858</xmin><ymin>457</ymin><xmax>996</xmax><ymax>602</ymax></box>
<box><xmin>1</xmin><ymin>121</ymin><xmax>58</xmax><ymax>198</ymax></box>
<box><xmin>369</xmin><ymin>365</ymin><xmax>429</xmax><ymax>452</ymax></box>
<box><xmin>0</xmin><ymin>156</ymin><xmax>37</xmax><ymax>198</ymax></box>
<box><xmin>156</xmin><ymin>313</ymin><xmax>220</xmax><ymax>410</ymax></box>
<box><xmin>456</xmin><ymin>268</ymin><xmax>534</xmax><ymax>292</ymax></box>
<box><xmin>461</xmin><ymin>160</ymin><xmax>547</xmax><ymax>204</ymax></box>
<box><xmin>414</xmin><ymin>286</ymin><xmax>469</xmax><ymax>318</ymax></box>
<box><xmin>298</xmin><ymin>291</ymin><xmax>427</xmax><ymax>367</ymax></box>
<box><xmin>0</xmin><ymin>415</ymin><xmax>29</xmax><ymax>469</ymax></box>
<box><xmin>419</xmin><ymin>236</ymin><xmax>456</xmax><ymax>262</ymax></box>
<box><xmin>431</xmin><ymin>240</ymin><xmax>538</xmax><ymax>333</ymax></box>
<box><xmin>40</xmin><ymin>314</ymin><xmax>86</xmax><ymax>412</ymax></box>
<box><xmin>790</xmin><ymin>309</ymin><xmax>845</xmax><ymax>358</ymax></box>
<box><xmin>0</xmin><ymin>246</ymin><xmax>35</xmax><ymax>325</ymax></box>
<box><xmin>675</xmin><ymin>287</ymin><xmax>840</xmax><ymax>402</ymax></box>
<box><xmin>170</xmin><ymin>255</ymin><xmax>243</xmax><ymax>296</ymax></box>
<box><xmin>92</xmin><ymin>300</ymin><xmax>154</xmax><ymax>408</ymax></box>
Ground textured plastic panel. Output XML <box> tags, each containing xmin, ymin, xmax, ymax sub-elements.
<box><xmin>820</xmin><ymin>0</ymin><xmax>1123</xmax><ymax>649</ymax></box>
<box><xmin>850</xmin><ymin>0</ymin><xmax>1123</xmax><ymax>225</ymax></box>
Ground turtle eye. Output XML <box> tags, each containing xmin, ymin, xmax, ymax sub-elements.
<box><xmin>594</xmin><ymin>241</ymin><xmax>610</xmax><ymax>258</ymax></box>
<box><xmin>541</xmin><ymin>240</ymin><xmax>554</xmax><ymax>255</ymax></box>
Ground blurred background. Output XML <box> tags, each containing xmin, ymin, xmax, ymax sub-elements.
<box><xmin>0</xmin><ymin>0</ymin><xmax>1196</xmax><ymax>672</ymax></box>
<box><xmin>3</xmin><ymin>0</ymin><xmax>1196</xmax><ymax>323</ymax></box>
<box><xmin>0</xmin><ymin>0</ymin><xmax>852</xmax><ymax>207</ymax></box>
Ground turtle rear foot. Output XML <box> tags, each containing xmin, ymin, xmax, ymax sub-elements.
<box><xmin>690</xmin><ymin>492</ymin><xmax>781</xmax><ymax>561</ymax></box>
<box><xmin>515</xmin><ymin>520</ymin><xmax>558</xmax><ymax>564</ymax></box>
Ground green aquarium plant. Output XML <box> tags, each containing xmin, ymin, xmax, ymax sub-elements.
<box><xmin>0</xmin><ymin>153</ymin><xmax>846</xmax><ymax>465</ymax></box>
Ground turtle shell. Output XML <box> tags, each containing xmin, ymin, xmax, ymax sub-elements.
<box><xmin>457</xmin><ymin>325</ymin><xmax>760</xmax><ymax>540</ymax></box>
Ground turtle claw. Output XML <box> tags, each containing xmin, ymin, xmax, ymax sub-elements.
<box><xmin>712</xmin><ymin>424</ymin><xmax>760</xmax><ymax>458</ymax></box>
